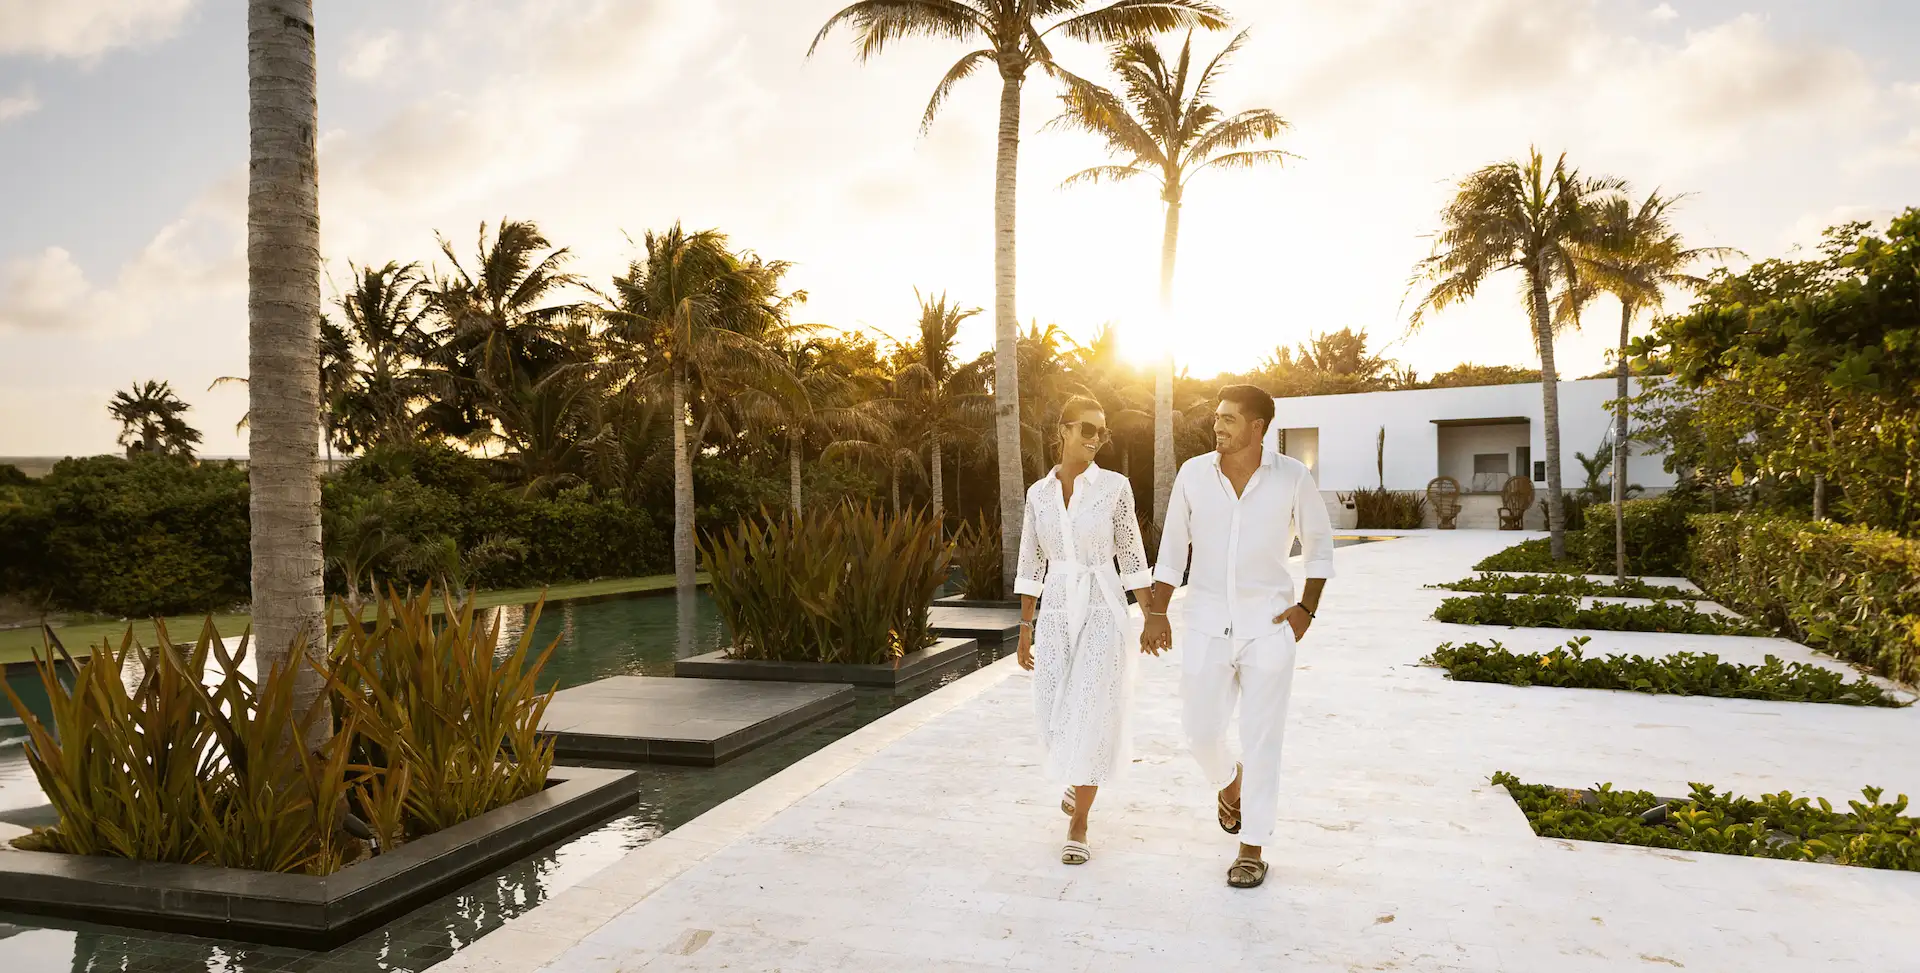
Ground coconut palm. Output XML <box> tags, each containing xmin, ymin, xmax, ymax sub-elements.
<box><xmin>734</xmin><ymin>328</ymin><xmax>884</xmax><ymax>515</ymax></box>
<box><xmin>333</xmin><ymin>260</ymin><xmax>432</xmax><ymax>449</ymax></box>
<box><xmin>893</xmin><ymin>290</ymin><xmax>993</xmax><ymax>524</ymax></box>
<box><xmin>825</xmin><ymin>402</ymin><xmax>928</xmax><ymax>518</ymax></box>
<box><xmin>810</xmin><ymin>0</ymin><xmax>1230</xmax><ymax>595</ymax></box>
<box><xmin>1409</xmin><ymin>148</ymin><xmax>1624</xmax><ymax>560</ymax></box>
<box><xmin>1571</xmin><ymin>191</ymin><xmax>1739</xmax><ymax>576</ymax></box>
<box><xmin>246</xmin><ymin>0</ymin><xmax>326</xmax><ymax>743</ymax></box>
<box><xmin>108</xmin><ymin>380</ymin><xmax>203</xmax><ymax>459</ymax></box>
<box><xmin>1050</xmin><ymin>28</ymin><xmax>1290</xmax><ymax>528</ymax></box>
<box><xmin>600</xmin><ymin>225</ymin><xmax>801</xmax><ymax>594</ymax></box>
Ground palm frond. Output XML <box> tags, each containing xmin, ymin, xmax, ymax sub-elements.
<box><xmin>1045</xmin><ymin>1</ymin><xmax>1230</xmax><ymax>43</ymax></box>
<box><xmin>920</xmin><ymin>48</ymin><xmax>996</xmax><ymax>132</ymax></box>
<box><xmin>809</xmin><ymin>0</ymin><xmax>990</xmax><ymax>61</ymax></box>
<box><xmin>1059</xmin><ymin>164</ymin><xmax>1150</xmax><ymax>188</ymax></box>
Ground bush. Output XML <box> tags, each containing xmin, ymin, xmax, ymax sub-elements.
<box><xmin>1493</xmin><ymin>772</ymin><xmax>1920</xmax><ymax>872</ymax></box>
<box><xmin>2</xmin><ymin>589</ymin><xmax>557</xmax><ymax>872</ymax></box>
<box><xmin>1340</xmin><ymin>487</ymin><xmax>1426</xmax><ymax>529</ymax></box>
<box><xmin>1432</xmin><ymin>592</ymin><xmax>1757</xmax><ymax>635</ymax></box>
<box><xmin>1473</xmin><ymin>493</ymin><xmax>1695</xmax><ymax>577</ymax></box>
<box><xmin>702</xmin><ymin>505</ymin><xmax>953</xmax><ymax>664</ymax></box>
<box><xmin>1690</xmin><ymin>514</ymin><xmax>1920</xmax><ymax>683</ymax></box>
<box><xmin>1472</xmin><ymin>537</ymin><xmax>1575</xmax><ymax>573</ymax></box>
<box><xmin>1425</xmin><ymin>636</ymin><xmax>1901</xmax><ymax>706</ymax></box>
<box><xmin>1432</xmin><ymin>575</ymin><xmax>1700</xmax><ymax>600</ymax></box>
<box><xmin>33</xmin><ymin>456</ymin><xmax>252</xmax><ymax>617</ymax></box>
<box><xmin>956</xmin><ymin>513</ymin><xmax>1003</xmax><ymax>600</ymax></box>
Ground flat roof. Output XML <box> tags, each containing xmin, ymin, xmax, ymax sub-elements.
<box><xmin>1430</xmin><ymin>416</ymin><xmax>1530</xmax><ymax>427</ymax></box>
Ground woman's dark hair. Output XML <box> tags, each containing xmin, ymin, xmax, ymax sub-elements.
<box><xmin>1217</xmin><ymin>384</ymin><xmax>1275</xmax><ymax>433</ymax></box>
<box><xmin>1057</xmin><ymin>395</ymin><xmax>1105</xmax><ymax>429</ymax></box>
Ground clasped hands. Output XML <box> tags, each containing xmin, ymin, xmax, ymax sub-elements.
<box><xmin>1137</xmin><ymin>605</ymin><xmax>1313</xmax><ymax>656</ymax></box>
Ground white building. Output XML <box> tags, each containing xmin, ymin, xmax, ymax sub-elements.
<box><xmin>1262</xmin><ymin>377</ymin><xmax>1674</xmax><ymax>530</ymax></box>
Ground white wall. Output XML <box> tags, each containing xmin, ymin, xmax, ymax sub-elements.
<box><xmin>1280</xmin><ymin>427</ymin><xmax>1319</xmax><ymax>481</ymax></box>
<box><xmin>1264</xmin><ymin>378</ymin><xmax>1676</xmax><ymax>496</ymax></box>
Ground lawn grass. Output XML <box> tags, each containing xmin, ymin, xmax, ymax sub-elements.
<box><xmin>0</xmin><ymin>573</ymin><xmax>699</xmax><ymax>665</ymax></box>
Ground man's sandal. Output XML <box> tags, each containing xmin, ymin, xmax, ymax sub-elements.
<box><xmin>1227</xmin><ymin>857</ymin><xmax>1268</xmax><ymax>888</ymax></box>
<box><xmin>1061</xmin><ymin>840</ymin><xmax>1091</xmax><ymax>865</ymax></box>
<box><xmin>1217</xmin><ymin>763</ymin><xmax>1243</xmax><ymax>834</ymax></box>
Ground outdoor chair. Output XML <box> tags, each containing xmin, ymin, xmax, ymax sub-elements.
<box><xmin>1426</xmin><ymin>476</ymin><xmax>1461</xmax><ymax>530</ymax></box>
<box><xmin>1498</xmin><ymin>476</ymin><xmax>1534</xmax><ymax>530</ymax></box>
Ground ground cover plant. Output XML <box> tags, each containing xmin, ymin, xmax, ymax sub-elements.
<box><xmin>0</xmin><ymin>588</ymin><xmax>557</xmax><ymax>873</ymax></box>
<box><xmin>1433</xmin><ymin>592</ymin><xmax>1757</xmax><ymax>635</ymax></box>
<box><xmin>1493</xmin><ymin>772</ymin><xmax>1920</xmax><ymax>872</ymax></box>
<box><xmin>1426</xmin><ymin>637</ymin><xmax>1902</xmax><ymax>706</ymax></box>
<box><xmin>1433</xmin><ymin>574</ymin><xmax>1699</xmax><ymax>600</ymax></box>
<box><xmin>1691</xmin><ymin>513</ymin><xmax>1920</xmax><ymax>684</ymax></box>
<box><xmin>702</xmin><ymin>504</ymin><xmax>952</xmax><ymax>665</ymax></box>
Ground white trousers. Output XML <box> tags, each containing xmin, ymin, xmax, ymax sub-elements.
<box><xmin>1180</xmin><ymin>627</ymin><xmax>1298</xmax><ymax>848</ymax></box>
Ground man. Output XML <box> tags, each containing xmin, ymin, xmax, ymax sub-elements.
<box><xmin>1141</xmin><ymin>384</ymin><xmax>1335</xmax><ymax>888</ymax></box>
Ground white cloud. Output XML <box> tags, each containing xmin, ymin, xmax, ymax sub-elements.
<box><xmin>0</xmin><ymin>0</ymin><xmax>195</xmax><ymax>60</ymax></box>
<box><xmin>0</xmin><ymin>84</ymin><xmax>38</xmax><ymax>123</ymax></box>
<box><xmin>1649</xmin><ymin>3</ymin><xmax>1680</xmax><ymax>22</ymax></box>
<box><xmin>341</xmin><ymin>29</ymin><xmax>401</xmax><ymax>82</ymax></box>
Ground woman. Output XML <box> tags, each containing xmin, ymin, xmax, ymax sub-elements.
<box><xmin>1014</xmin><ymin>396</ymin><xmax>1159</xmax><ymax>865</ymax></box>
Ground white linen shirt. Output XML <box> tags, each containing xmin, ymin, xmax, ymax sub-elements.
<box><xmin>1152</xmin><ymin>448</ymin><xmax>1336</xmax><ymax>640</ymax></box>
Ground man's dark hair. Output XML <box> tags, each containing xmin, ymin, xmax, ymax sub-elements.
<box><xmin>1217</xmin><ymin>384</ymin><xmax>1275</xmax><ymax>433</ymax></box>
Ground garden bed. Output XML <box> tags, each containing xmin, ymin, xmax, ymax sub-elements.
<box><xmin>1493</xmin><ymin>772</ymin><xmax>1920</xmax><ymax>872</ymax></box>
<box><xmin>1432</xmin><ymin>574</ymin><xmax>1700</xmax><ymax>600</ymax></box>
<box><xmin>0</xmin><ymin>765</ymin><xmax>638</xmax><ymax>948</ymax></box>
<box><xmin>675</xmin><ymin>637</ymin><xmax>980</xmax><ymax>688</ymax></box>
<box><xmin>1433</xmin><ymin>593</ymin><xmax>1756</xmax><ymax>635</ymax></box>
<box><xmin>1424</xmin><ymin>637</ymin><xmax>1905</xmax><ymax>706</ymax></box>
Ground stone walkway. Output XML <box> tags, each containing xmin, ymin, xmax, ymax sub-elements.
<box><xmin>440</xmin><ymin>531</ymin><xmax>1920</xmax><ymax>972</ymax></box>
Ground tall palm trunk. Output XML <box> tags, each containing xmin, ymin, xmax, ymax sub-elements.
<box><xmin>671</xmin><ymin>366</ymin><xmax>697</xmax><ymax>593</ymax></box>
<box><xmin>247</xmin><ymin>0</ymin><xmax>326</xmax><ymax>747</ymax></box>
<box><xmin>788</xmin><ymin>429</ymin><xmax>803</xmax><ymax>516</ymax></box>
<box><xmin>890</xmin><ymin>459</ymin><xmax>901</xmax><ymax>519</ymax></box>
<box><xmin>1152</xmin><ymin>194</ymin><xmax>1181</xmax><ymax>532</ymax></box>
<box><xmin>1613</xmin><ymin>301</ymin><xmax>1631</xmax><ymax>578</ymax></box>
<box><xmin>991</xmin><ymin>64</ymin><xmax>1026</xmax><ymax>598</ymax></box>
<box><xmin>1529</xmin><ymin>273</ymin><xmax>1567</xmax><ymax>559</ymax></box>
<box><xmin>931</xmin><ymin>439</ymin><xmax>945</xmax><ymax>527</ymax></box>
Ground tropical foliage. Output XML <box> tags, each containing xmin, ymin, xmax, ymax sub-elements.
<box><xmin>1690</xmin><ymin>513</ymin><xmax>1920</xmax><ymax>683</ymax></box>
<box><xmin>1340</xmin><ymin>488</ymin><xmax>1426</xmax><ymax>529</ymax></box>
<box><xmin>701</xmin><ymin>505</ymin><xmax>954</xmax><ymax>665</ymax></box>
<box><xmin>1433</xmin><ymin>592</ymin><xmax>1756</xmax><ymax>636</ymax></box>
<box><xmin>1</xmin><ymin>588</ymin><xmax>556</xmax><ymax>872</ymax></box>
<box><xmin>108</xmin><ymin>380</ymin><xmax>203</xmax><ymax>459</ymax></box>
<box><xmin>1473</xmin><ymin>494</ymin><xmax>1695</xmax><ymax>577</ymax></box>
<box><xmin>1425</xmin><ymin>637</ymin><xmax>1901</xmax><ymax>707</ymax></box>
<box><xmin>1432</xmin><ymin>574</ymin><xmax>1699</xmax><ymax>600</ymax></box>
<box><xmin>1493</xmin><ymin>773</ymin><xmax>1920</xmax><ymax>873</ymax></box>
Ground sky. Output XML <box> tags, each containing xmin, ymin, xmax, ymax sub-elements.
<box><xmin>1</xmin><ymin>0</ymin><xmax>1916</xmax><ymax>457</ymax></box>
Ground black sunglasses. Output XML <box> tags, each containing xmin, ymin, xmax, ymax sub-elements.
<box><xmin>1062</xmin><ymin>420</ymin><xmax>1111</xmax><ymax>442</ymax></box>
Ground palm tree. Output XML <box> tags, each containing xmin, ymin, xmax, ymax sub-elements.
<box><xmin>334</xmin><ymin>260</ymin><xmax>431</xmax><ymax>449</ymax></box>
<box><xmin>1409</xmin><ymin>148</ymin><xmax>1623</xmax><ymax>560</ymax></box>
<box><xmin>108</xmin><ymin>380</ymin><xmax>203</xmax><ymax>458</ymax></box>
<box><xmin>1572</xmin><ymin>191</ymin><xmax>1738</xmax><ymax>576</ymax></box>
<box><xmin>894</xmin><ymin>290</ymin><xmax>993</xmax><ymax>524</ymax></box>
<box><xmin>246</xmin><ymin>0</ymin><xmax>326</xmax><ymax>744</ymax></box>
<box><xmin>601</xmin><ymin>225</ymin><xmax>799</xmax><ymax>594</ymax></box>
<box><xmin>825</xmin><ymin>402</ymin><xmax>927</xmax><ymax>518</ymax></box>
<box><xmin>810</xmin><ymin>0</ymin><xmax>1230</xmax><ymax>595</ymax></box>
<box><xmin>1050</xmin><ymin>28</ymin><xmax>1290</xmax><ymax>529</ymax></box>
<box><xmin>739</xmin><ymin>329</ymin><xmax>883</xmax><ymax>516</ymax></box>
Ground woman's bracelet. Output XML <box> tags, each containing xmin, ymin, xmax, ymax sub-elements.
<box><xmin>1018</xmin><ymin>619</ymin><xmax>1034</xmax><ymax>629</ymax></box>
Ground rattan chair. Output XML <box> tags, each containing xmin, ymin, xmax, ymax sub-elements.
<box><xmin>1426</xmin><ymin>476</ymin><xmax>1461</xmax><ymax>530</ymax></box>
<box><xmin>1498</xmin><ymin>476</ymin><xmax>1535</xmax><ymax>530</ymax></box>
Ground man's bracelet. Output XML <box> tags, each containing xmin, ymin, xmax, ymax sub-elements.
<box><xmin>1297</xmin><ymin>604</ymin><xmax>1316</xmax><ymax>619</ymax></box>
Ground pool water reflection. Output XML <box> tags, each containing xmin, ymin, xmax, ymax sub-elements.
<box><xmin>0</xmin><ymin>591</ymin><xmax>1011</xmax><ymax>973</ymax></box>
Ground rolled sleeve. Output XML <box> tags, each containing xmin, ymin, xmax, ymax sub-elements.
<box><xmin>1013</xmin><ymin>491</ymin><xmax>1048</xmax><ymax>597</ymax></box>
<box><xmin>1152</xmin><ymin>467</ymin><xmax>1193</xmax><ymax>588</ymax></box>
<box><xmin>1013</xmin><ymin>576</ymin><xmax>1046</xmax><ymax>598</ymax></box>
<box><xmin>1294</xmin><ymin>466</ymin><xmax>1337</xmax><ymax>580</ymax></box>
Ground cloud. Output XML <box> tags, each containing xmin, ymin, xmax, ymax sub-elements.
<box><xmin>0</xmin><ymin>0</ymin><xmax>196</xmax><ymax>60</ymax></box>
<box><xmin>1649</xmin><ymin>3</ymin><xmax>1679</xmax><ymax>22</ymax></box>
<box><xmin>0</xmin><ymin>83</ymin><xmax>38</xmax><ymax>123</ymax></box>
<box><xmin>341</xmin><ymin>29</ymin><xmax>401</xmax><ymax>82</ymax></box>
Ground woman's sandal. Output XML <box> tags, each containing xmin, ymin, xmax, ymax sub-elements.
<box><xmin>1061</xmin><ymin>840</ymin><xmax>1091</xmax><ymax>865</ymax></box>
<box><xmin>1061</xmin><ymin>789</ymin><xmax>1076</xmax><ymax>816</ymax></box>
<box><xmin>1227</xmin><ymin>857</ymin><xmax>1268</xmax><ymax>888</ymax></box>
<box><xmin>1217</xmin><ymin>763</ymin><xmax>1243</xmax><ymax>834</ymax></box>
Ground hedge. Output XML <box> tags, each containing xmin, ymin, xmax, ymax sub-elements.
<box><xmin>1473</xmin><ymin>494</ymin><xmax>1694</xmax><ymax>577</ymax></box>
<box><xmin>1690</xmin><ymin>514</ymin><xmax>1920</xmax><ymax>684</ymax></box>
<box><xmin>1425</xmin><ymin>637</ymin><xmax>1902</xmax><ymax>706</ymax></box>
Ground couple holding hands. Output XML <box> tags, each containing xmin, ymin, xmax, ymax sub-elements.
<box><xmin>1013</xmin><ymin>384</ymin><xmax>1335</xmax><ymax>889</ymax></box>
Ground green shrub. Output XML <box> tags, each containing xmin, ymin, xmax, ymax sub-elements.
<box><xmin>3</xmin><ymin>589</ymin><xmax>558</xmax><ymax>872</ymax></box>
<box><xmin>1574</xmin><ymin>495</ymin><xmax>1693</xmax><ymax>576</ymax></box>
<box><xmin>1493</xmin><ymin>772</ymin><xmax>1920</xmax><ymax>872</ymax></box>
<box><xmin>1425</xmin><ymin>637</ymin><xmax>1901</xmax><ymax>706</ymax></box>
<box><xmin>1432</xmin><ymin>574</ymin><xmax>1700</xmax><ymax>600</ymax></box>
<box><xmin>1340</xmin><ymin>487</ymin><xmax>1426</xmax><ymax>529</ymax></box>
<box><xmin>701</xmin><ymin>504</ymin><xmax>953</xmax><ymax>664</ymax></box>
<box><xmin>956</xmin><ymin>513</ymin><xmax>1003</xmax><ymax>600</ymax></box>
<box><xmin>1432</xmin><ymin>592</ymin><xmax>1757</xmax><ymax>635</ymax></box>
<box><xmin>1472</xmin><ymin>537</ymin><xmax>1575</xmax><ymax>573</ymax></box>
<box><xmin>1690</xmin><ymin>514</ymin><xmax>1920</xmax><ymax>683</ymax></box>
